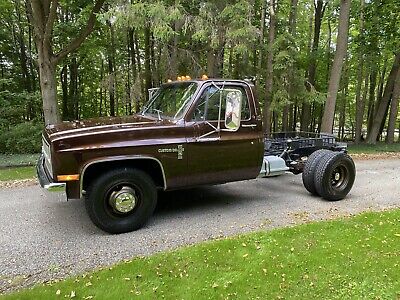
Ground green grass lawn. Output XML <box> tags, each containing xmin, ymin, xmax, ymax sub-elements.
<box><xmin>0</xmin><ymin>166</ymin><xmax>36</xmax><ymax>181</ymax></box>
<box><xmin>3</xmin><ymin>209</ymin><xmax>399</xmax><ymax>299</ymax></box>
<box><xmin>348</xmin><ymin>142</ymin><xmax>400</xmax><ymax>154</ymax></box>
<box><xmin>0</xmin><ymin>154</ymin><xmax>39</xmax><ymax>168</ymax></box>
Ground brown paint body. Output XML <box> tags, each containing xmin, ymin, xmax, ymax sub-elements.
<box><xmin>42</xmin><ymin>80</ymin><xmax>264</xmax><ymax>199</ymax></box>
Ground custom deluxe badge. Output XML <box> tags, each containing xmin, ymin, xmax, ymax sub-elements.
<box><xmin>158</xmin><ymin>145</ymin><xmax>185</xmax><ymax>160</ymax></box>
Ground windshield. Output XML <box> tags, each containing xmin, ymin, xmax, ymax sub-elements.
<box><xmin>141</xmin><ymin>82</ymin><xmax>198</xmax><ymax>120</ymax></box>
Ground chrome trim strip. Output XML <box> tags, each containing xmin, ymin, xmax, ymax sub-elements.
<box><xmin>51</xmin><ymin>125</ymin><xmax>176</xmax><ymax>142</ymax></box>
<box><xmin>79</xmin><ymin>156</ymin><xmax>167</xmax><ymax>198</ymax></box>
<box><xmin>49</xmin><ymin>121</ymin><xmax>156</xmax><ymax>137</ymax></box>
<box><xmin>242</xmin><ymin>124</ymin><xmax>257</xmax><ymax>128</ymax></box>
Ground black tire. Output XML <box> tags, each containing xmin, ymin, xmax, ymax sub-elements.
<box><xmin>302</xmin><ymin>149</ymin><xmax>332</xmax><ymax>195</ymax></box>
<box><xmin>85</xmin><ymin>168</ymin><xmax>157</xmax><ymax>234</ymax></box>
<box><xmin>314</xmin><ymin>152</ymin><xmax>356</xmax><ymax>201</ymax></box>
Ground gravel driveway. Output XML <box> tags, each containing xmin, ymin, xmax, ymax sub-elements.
<box><xmin>0</xmin><ymin>158</ymin><xmax>399</xmax><ymax>294</ymax></box>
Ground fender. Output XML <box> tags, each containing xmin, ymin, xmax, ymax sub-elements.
<box><xmin>79</xmin><ymin>155</ymin><xmax>167</xmax><ymax>198</ymax></box>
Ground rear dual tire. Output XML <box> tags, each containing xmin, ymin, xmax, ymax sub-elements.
<box><xmin>302</xmin><ymin>150</ymin><xmax>355</xmax><ymax>201</ymax></box>
<box><xmin>302</xmin><ymin>149</ymin><xmax>331</xmax><ymax>195</ymax></box>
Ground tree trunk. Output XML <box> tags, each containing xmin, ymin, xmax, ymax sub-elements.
<box><xmin>354</xmin><ymin>68</ymin><xmax>367</xmax><ymax>143</ymax></box>
<box><xmin>256</xmin><ymin>0</ymin><xmax>266</xmax><ymax>87</ymax></box>
<box><xmin>128</xmin><ymin>28</ymin><xmax>138</xmax><ymax>112</ymax></box>
<box><xmin>215</xmin><ymin>26</ymin><xmax>226</xmax><ymax>77</ymax></box>
<box><xmin>144</xmin><ymin>26</ymin><xmax>152</xmax><ymax>102</ymax></box>
<box><xmin>283</xmin><ymin>0</ymin><xmax>298</xmax><ymax>132</ymax></box>
<box><xmin>301</xmin><ymin>0</ymin><xmax>326</xmax><ymax>132</ymax></box>
<box><xmin>207</xmin><ymin>51</ymin><xmax>216</xmax><ymax>78</ymax></box>
<box><xmin>150</xmin><ymin>32</ymin><xmax>158</xmax><ymax>85</ymax></box>
<box><xmin>354</xmin><ymin>0</ymin><xmax>366</xmax><ymax>143</ymax></box>
<box><xmin>366</xmin><ymin>52</ymin><xmax>400</xmax><ymax>144</ymax></box>
<box><xmin>108</xmin><ymin>55</ymin><xmax>115</xmax><ymax>117</ymax></box>
<box><xmin>386</xmin><ymin>68</ymin><xmax>400</xmax><ymax>143</ymax></box>
<box><xmin>357</xmin><ymin>73</ymin><xmax>369</xmax><ymax>141</ymax></box>
<box><xmin>99</xmin><ymin>59</ymin><xmax>104</xmax><ymax>116</ymax></box>
<box><xmin>321</xmin><ymin>0</ymin><xmax>351</xmax><ymax>133</ymax></box>
<box><xmin>61</xmin><ymin>65</ymin><xmax>68</xmax><ymax>120</ymax></box>
<box><xmin>263</xmin><ymin>0</ymin><xmax>276</xmax><ymax>136</ymax></box>
<box><xmin>37</xmin><ymin>45</ymin><xmax>60</xmax><ymax>125</ymax></box>
<box><xmin>367</xmin><ymin>67</ymin><xmax>378</xmax><ymax>134</ymax></box>
<box><xmin>338</xmin><ymin>64</ymin><xmax>349</xmax><ymax>140</ymax></box>
<box><xmin>26</xmin><ymin>0</ymin><xmax>105</xmax><ymax>125</ymax></box>
<box><xmin>170</xmin><ymin>36</ymin><xmax>178</xmax><ymax>79</ymax></box>
<box><xmin>69</xmin><ymin>57</ymin><xmax>79</xmax><ymax>120</ymax></box>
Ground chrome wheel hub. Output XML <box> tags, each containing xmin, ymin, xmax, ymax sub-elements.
<box><xmin>109</xmin><ymin>186</ymin><xmax>137</xmax><ymax>213</ymax></box>
<box><xmin>334</xmin><ymin>172</ymin><xmax>341</xmax><ymax>181</ymax></box>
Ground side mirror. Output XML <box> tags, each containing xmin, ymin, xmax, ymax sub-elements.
<box><xmin>224</xmin><ymin>90</ymin><xmax>242</xmax><ymax>131</ymax></box>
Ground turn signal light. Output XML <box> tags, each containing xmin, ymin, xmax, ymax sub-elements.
<box><xmin>57</xmin><ymin>174</ymin><xmax>80</xmax><ymax>181</ymax></box>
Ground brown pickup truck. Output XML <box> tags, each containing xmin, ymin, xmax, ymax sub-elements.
<box><xmin>37</xmin><ymin>78</ymin><xmax>355</xmax><ymax>233</ymax></box>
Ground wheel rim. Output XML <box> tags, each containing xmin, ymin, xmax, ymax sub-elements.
<box><xmin>108</xmin><ymin>185</ymin><xmax>139</xmax><ymax>215</ymax></box>
<box><xmin>330</xmin><ymin>165</ymin><xmax>349</xmax><ymax>191</ymax></box>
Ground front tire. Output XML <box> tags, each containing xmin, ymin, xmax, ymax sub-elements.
<box><xmin>314</xmin><ymin>152</ymin><xmax>356</xmax><ymax>201</ymax></box>
<box><xmin>85</xmin><ymin>168</ymin><xmax>157</xmax><ymax>234</ymax></box>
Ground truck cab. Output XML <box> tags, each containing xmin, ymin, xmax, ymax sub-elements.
<box><xmin>37</xmin><ymin>79</ymin><xmax>265</xmax><ymax>233</ymax></box>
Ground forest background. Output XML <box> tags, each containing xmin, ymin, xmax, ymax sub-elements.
<box><xmin>0</xmin><ymin>0</ymin><xmax>399</xmax><ymax>154</ymax></box>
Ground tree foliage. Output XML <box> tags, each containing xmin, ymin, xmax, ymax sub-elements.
<box><xmin>1</xmin><ymin>0</ymin><xmax>400</xmax><ymax>153</ymax></box>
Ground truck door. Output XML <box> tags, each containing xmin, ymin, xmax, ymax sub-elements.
<box><xmin>185</xmin><ymin>82</ymin><xmax>264</xmax><ymax>186</ymax></box>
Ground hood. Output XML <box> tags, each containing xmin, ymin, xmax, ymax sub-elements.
<box><xmin>45</xmin><ymin>114</ymin><xmax>176</xmax><ymax>141</ymax></box>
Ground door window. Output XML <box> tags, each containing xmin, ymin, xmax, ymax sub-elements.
<box><xmin>193</xmin><ymin>85</ymin><xmax>250</xmax><ymax>122</ymax></box>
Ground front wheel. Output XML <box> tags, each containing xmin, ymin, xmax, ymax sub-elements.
<box><xmin>314</xmin><ymin>152</ymin><xmax>356</xmax><ymax>201</ymax></box>
<box><xmin>85</xmin><ymin>168</ymin><xmax>157</xmax><ymax>234</ymax></box>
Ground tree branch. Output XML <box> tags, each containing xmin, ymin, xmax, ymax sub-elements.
<box><xmin>322</xmin><ymin>1</ymin><xmax>328</xmax><ymax>15</ymax></box>
<box><xmin>53</xmin><ymin>0</ymin><xmax>105</xmax><ymax>64</ymax></box>
<box><xmin>43</xmin><ymin>0</ymin><xmax>58</xmax><ymax>48</ymax></box>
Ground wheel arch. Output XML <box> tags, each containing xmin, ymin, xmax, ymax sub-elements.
<box><xmin>80</xmin><ymin>156</ymin><xmax>167</xmax><ymax>198</ymax></box>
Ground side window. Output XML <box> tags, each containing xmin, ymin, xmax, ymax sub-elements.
<box><xmin>193</xmin><ymin>86</ymin><xmax>250</xmax><ymax>121</ymax></box>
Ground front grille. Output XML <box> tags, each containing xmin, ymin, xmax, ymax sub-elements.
<box><xmin>42</xmin><ymin>135</ymin><xmax>53</xmax><ymax>177</ymax></box>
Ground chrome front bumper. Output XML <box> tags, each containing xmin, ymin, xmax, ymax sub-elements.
<box><xmin>36</xmin><ymin>155</ymin><xmax>65</xmax><ymax>192</ymax></box>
